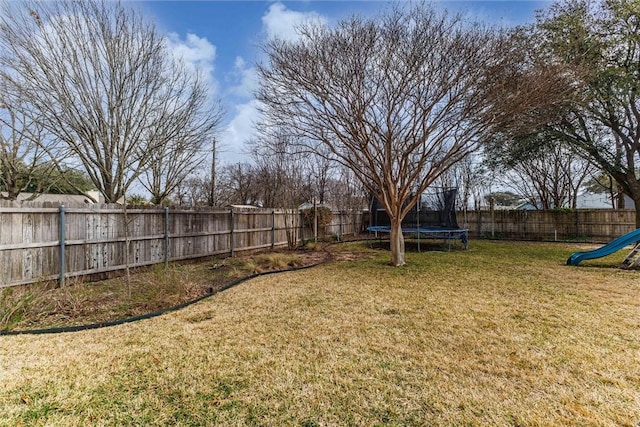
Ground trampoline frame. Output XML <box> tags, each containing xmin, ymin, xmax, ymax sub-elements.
<box><xmin>366</xmin><ymin>225</ymin><xmax>468</xmax><ymax>251</ymax></box>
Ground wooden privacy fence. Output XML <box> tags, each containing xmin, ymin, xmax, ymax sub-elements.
<box><xmin>0</xmin><ymin>201</ymin><xmax>364</xmax><ymax>288</ymax></box>
<box><xmin>461</xmin><ymin>209</ymin><xmax>637</xmax><ymax>242</ymax></box>
<box><xmin>2</xmin><ymin>202</ymin><xmax>636</xmax><ymax>288</ymax></box>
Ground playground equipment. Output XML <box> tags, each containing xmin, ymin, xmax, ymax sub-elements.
<box><xmin>367</xmin><ymin>187</ymin><xmax>468</xmax><ymax>250</ymax></box>
<box><xmin>566</xmin><ymin>228</ymin><xmax>640</xmax><ymax>268</ymax></box>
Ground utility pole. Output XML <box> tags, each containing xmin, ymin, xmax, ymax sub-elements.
<box><xmin>210</xmin><ymin>137</ymin><xmax>216</xmax><ymax>207</ymax></box>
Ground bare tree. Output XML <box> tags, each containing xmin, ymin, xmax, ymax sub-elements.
<box><xmin>247</xmin><ymin>129</ymin><xmax>315</xmax><ymax>247</ymax></box>
<box><xmin>248</xmin><ymin>132</ymin><xmax>314</xmax><ymax>209</ymax></box>
<box><xmin>0</xmin><ymin>0</ymin><xmax>217</xmax><ymax>203</ymax></box>
<box><xmin>496</xmin><ymin>143</ymin><xmax>594</xmax><ymax>209</ymax></box>
<box><xmin>486</xmin><ymin>128</ymin><xmax>596</xmax><ymax>210</ymax></box>
<box><xmin>325</xmin><ymin>165</ymin><xmax>368</xmax><ymax>213</ymax></box>
<box><xmin>171</xmin><ymin>174</ymin><xmax>209</xmax><ymax>207</ymax></box>
<box><xmin>138</xmin><ymin>73</ymin><xmax>223</xmax><ymax>205</ymax></box>
<box><xmin>249</xmin><ymin>125</ymin><xmax>334</xmax><ymax>209</ymax></box>
<box><xmin>0</xmin><ymin>99</ymin><xmax>51</xmax><ymax>200</ymax></box>
<box><xmin>257</xmin><ymin>5</ymin><xmax>506</xmax><ymax>265</ymax></box>
<box><xmin>305</xmin><ymin>145</ymin><xmax>335</xmax><ymax>205</ymax></box>
<box><xmin>250</xmin><ymin>163</ymin><xmax>285</xmax><ymax>208</ymax></box>
<box><xmin>215</xmin><ymin>163</ymin><xmax>261</xmax><ymax>206</ymax></box>
<box><xmin>175</xmin><ymin>165</ymin><xmax>249</xmax><ymax>208</ymax></box>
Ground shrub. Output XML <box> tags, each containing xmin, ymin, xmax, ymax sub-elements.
<box><xmin>301</xmin><ymin>206</ymin><xmax>333</xmax><ymax>231</ymax></box>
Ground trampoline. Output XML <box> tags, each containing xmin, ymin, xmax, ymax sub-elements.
<box><xmin>367</xmin><ymin>187</ymin><xmax>468</xmax><ymax>251</ymax></box>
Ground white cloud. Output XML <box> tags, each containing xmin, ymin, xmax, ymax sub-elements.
<box><xmin>165</xmin><ymin>32</ymin><xmax>218</xmax><ymax>92</ymax></box>
<box><xmin>261</xmin><ymin>2</ymin><xmax>327</xmax><ymax>42</ymax></box>
<box><xmin>234</xmin><ymin>56</ymin><xmax>246</xmax><ymax>70</ymax></box>
<box><xmin>218</xmin><ymin>3</ymin><xmax>328</xmax><ymax>165</ymax></box>
<box><xmin>227</xmin><ymin>56</ymin><xmax>258</xmax><ymax>99</ymax></box>
<box><xmin>219</xmin><ymin>100</ymin><xmax>263</xmax><ymax>165</ymax></box>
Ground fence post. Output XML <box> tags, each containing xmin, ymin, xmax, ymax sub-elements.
<box><xmin>59</xmin><ymin>204</ymin><xmax>66</xmax><ymax>287</ymax></box>
<box><xmin>490</xmin><ymin>197</ymin><xmax>495</xmax><ymax>238</ymax></box>
<box><xmin>164</xmin><ymin>207</ymin><xmax>169</xmax><ymax>266</ymax></box>
<box><xmin>299</xmin><ymin>210</ymin><xmax>304</xmax><ymax>246</ymax></box>
<box><xmin>230</xmin><ymin>208</ymin><xmax>235</xmax><ymax>257</ymax></box>
<box><xmin>338</xmin><ymin>211</ymin><xmax>343</xmax><ymax>241</ymax></box>
<box><xmin>313</xmin><ymin>198</ymin><xmax>318</xmax><ymax>243</ymax></box>
<box><xmin>271</xmin><ymin>210</ymin><xmax>275</xmax><ymax>249</ymax></box>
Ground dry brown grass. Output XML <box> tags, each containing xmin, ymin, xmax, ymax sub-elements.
<box><xmin>0</xmin><ymin>251</ymin><xmax>316</xmax><ymax>331</ymax></box>
<box><xmin>0</xmin><ymin>240</ymin><xmax>638</xmax><ymax>426</ymax></box>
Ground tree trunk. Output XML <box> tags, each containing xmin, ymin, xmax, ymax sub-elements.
<box><xmin>150</xmin><ymin>195</ymin><xmax>164</xmax><ymax>205</ymax></box>
<box><xmin>617</xmin><ymin>183</ymin><xmax>626</xmax><ymax>209</ymax></box>
<box><xmin>389</xmin><ymin>218</ymin><xmax>405</xmax><ymax>266</ymax></box>
<box><xmin>631</xmin><ymin>194</ymin><xmax>640</xmax><ymax>229</ymax></box>
<box><xmin>625</xmin><ymin>179</ymin><xmax>640</xmax><ymax>228</ymax></box>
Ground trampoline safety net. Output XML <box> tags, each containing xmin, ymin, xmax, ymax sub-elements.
<box><xmin>369</xmin><ymin>187</ymin><xmax>460</xmax><ymax>229</ymax></box>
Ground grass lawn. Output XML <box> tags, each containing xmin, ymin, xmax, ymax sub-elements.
<box><xmin>0</xmin><ymin>240</ymin><xmax>638</xmax><ymax>426</ymax></box>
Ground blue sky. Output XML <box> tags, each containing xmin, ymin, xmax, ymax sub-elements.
<box><xmin>136</xmin><ymin>1</ymin><xmax>552</xmax><ymax>166</ymax></box>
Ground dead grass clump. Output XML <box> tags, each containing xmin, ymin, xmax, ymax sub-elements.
<box><xmin>253</xmin><ymin>252</ymin><xmax>304</xmax><ymax>269</ymax></box>
<box><xmin>224</xmin><ymin>253</ymin><xmax>304</xmax><ymax>277</ymax></box>
<box><xmin>0</xmin><ymin>285</ymin><xmax>46</xmax><ymax>330</ymax></box>
<box><xmin>0</xmin><ymin>281</ymin><xmax>88</xmax><ymax>330</ymax></box>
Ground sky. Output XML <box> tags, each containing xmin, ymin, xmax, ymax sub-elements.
<box><xmin>136</xmin><ymin>1</ymin><xmax>553</xmax><ymax>167</ymax></box>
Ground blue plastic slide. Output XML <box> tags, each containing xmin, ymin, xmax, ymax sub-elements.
<box><xmin>567</xmin><ymin>228</ymin><xmax>640</xmax><ymax>266</ymax></box>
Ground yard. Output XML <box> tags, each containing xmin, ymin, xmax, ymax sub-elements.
<box><xmin>0</xmin><ymin>240</ymin><xmax>638</xmax><ymax>426</ymax></box>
